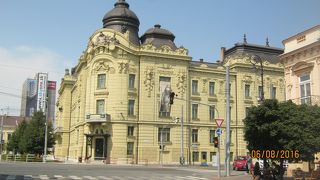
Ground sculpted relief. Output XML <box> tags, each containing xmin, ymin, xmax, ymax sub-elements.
<box><xmin>144</xmin><ymin>68</ymin><xmax>155</xmax><ymax>97</ymax></box>
<box><xmin>176</xmin><ymin>71</ymin><xmax>186</xmax><ymax>96</ymax></box>
<box><xmin>92</xmin><ymin>60</ymin><xmax>115</xmax><ymax>74</ymax></box>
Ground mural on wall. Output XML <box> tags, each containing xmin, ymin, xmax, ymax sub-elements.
<box><xmin>159</xmin><ymin>77</ymin><xmax>171</xmax><ymax>117</ymax></box>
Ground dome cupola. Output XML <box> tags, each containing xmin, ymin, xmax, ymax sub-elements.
<box><xmin>102</xmin><ymin>0</ymin><xmax>140</xmax><ymax>45</ymax></box>
<box><xmin>141</xmin><ymin>24</ymin><xmax>177</xmax><ymax>49</ymax></box>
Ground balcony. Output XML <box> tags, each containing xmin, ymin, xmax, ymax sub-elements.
<box><xmin>289</xmin><ymin>95</ymin><xmax>320</xmax><ymax>105</ymax></box>
<box><xmin>85</xmin><ymin>114</ymin><xmax>111</xmax><ymax>123</ymax></box>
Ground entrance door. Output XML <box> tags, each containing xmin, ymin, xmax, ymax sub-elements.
<box><xmin>95</xmin><ymin>138</ymin><xmax>104</xmax><ymax>160</ymax></box>
<box><xmin>201</xmin><ymin>152</ymin><xmax>207</xmax><ymax>162</ymax></box>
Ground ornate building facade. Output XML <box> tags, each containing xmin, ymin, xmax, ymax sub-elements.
<box><xmin>54</xmin><ymin>0</ymin><xmax>285</xmax><ymax>164</ymax></box>
<box><xmin>280</xmin><ymin>25</ymin><xmax>320</xmax><ymax>105</ymax></box>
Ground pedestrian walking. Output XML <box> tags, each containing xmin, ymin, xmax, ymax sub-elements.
<box><xmin>253</xmin><ymin>162</ymin><xmax>261</xmax><ymax>180</ymax></box>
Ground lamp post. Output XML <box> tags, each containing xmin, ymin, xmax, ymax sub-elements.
<box><xmin>0</xmin><ymin>109</ymin><xmax>4</xmax><ymax>162</ymax></box>
<box><xmin>43</xmin><ymin>97</ymin><xmax>49</xmax><ymax>163</ymax></box>
<box><xmin>251</xmin><ymin>55</ymin><xmax>264</xmax><ymax>101</ymax></box>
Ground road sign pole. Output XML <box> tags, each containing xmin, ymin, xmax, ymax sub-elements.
<box><xmin>218</xmin><ymin>134</ymin><xmax>221</xmax><ymax>178</ymax></box>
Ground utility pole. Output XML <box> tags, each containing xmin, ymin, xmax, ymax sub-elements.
<box><xmin>180</xmin><ymin>104</ymin><xmax>184</xmax><ymax>165</ymax></box>
<box><xmin>43</xmin><ymin>97</ymin><xmax>49</xmax><ymax>163</ymax></box>
<box><xmin>225</xmin><ymin>66</ymin><xmax>231</xmax><ymax>176</ymax></box>
<box><xmin>218</xmin><ymin>135</ymin><xmax>221</xmax><ymax>178</ymax></box>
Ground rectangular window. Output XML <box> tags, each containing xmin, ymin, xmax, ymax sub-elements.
<box><xmin>300</xmin><ymin>74</ymin><xmax>311</xmax><ymax>104</ymax></box>
<box><xmin>128</xmin><ymin>100</ymin><xmax>135</xmax><ymax>116</ymax></box>
<box><xmin>209</xmin><ymin>106</ymin><xmax>215</xmax><ymax>121</ymax></box>
<box><xmin>192</xmin><ymin>129</ymin><xmax>198</xmax><ymax>143</ymax></box>
<box><xmin>127</xmin><ymin>142</ymin><xmax>134</xmax><ymax>155</ymax></box>
<box><xmin>96</xmin><ymin>99</ymin><xmax>105</xmax><ymax>114</ymax></box>
<box><xmin>258</xmin><ymin>86</ymin><xmax>263</xmax><ymax>100</ymax></box>
<box><xmin>210</xmin><ymin>130</ymin><xmax>215</xmax><ymax>143</ymax></box>
<box><xmin>192</xmin><ymin>151</ymin><xmax>199</xmax><ymax>162</ymax></box>
<box><xmin>245</xmin><ymin>84</ymin><xmax>250</xmax><ymax>98</ymax></box>
<box><xmin>129</xmin><ymin>74</ymin><xmax>135</xmax><ymax>89</ymax></box>
<box><xmin>271</xmin><ymin>86</ymin><xmax>276</xmax><ymax>99</ymax></box>
<box><xmin>192</xmin><ymin>104</ymin><xmax>198</xmax><ymax>120</ymax></box>
<box><xmin>7</xmin><ymin>133</ymin><xmax>12</xmax><ymax>141</ymax></box>
<box><xmin>210</xmin><ymin>152</ymin><xmax>216</xmax><ymax>162</ymax></box>
<box><xmin>97</xmin><ymin>74</ymin><xmax>106</xmax><ymax>89</ymax></box>
<box><xmin>192</xmin><ymin>80</ymin><xmax>198</xmax><ymax>94</ymax></box>
<box><xmin>245</xmin><ymin>107</ymin><xmax>250</xmax><ymax>117</ymax></box>
<box><xmin>127</xmin><ymin>126</ymin><xmax>134</xmax><ymax>136</ymax></box>
<box><xmin>158</xmin><ymin>128</ymin><xmax>170</xmax><ymax>142</ymax></box>
<box><xmin>209</xmin><ymin>82</ymin><xmax>215</xmax><ymax>96</ymax></box>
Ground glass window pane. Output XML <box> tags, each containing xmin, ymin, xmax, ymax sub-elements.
<box><xmin>128</xmin><ymin>100</ymin><xmax>134</xmax><ymax>116</ymax></box>
<box><xmin>97</xmin><ymin>74</ymin><xmax>106</xmax><ymax>89</ymax></box>
<box><xmin>209</xmin><ymin>82</ymin><xmax>215</xmax><ymax>95</ymax></box>
<box><xmin>129</xmin><ymin>74</ymin><xmax>135</xmax><ymax>89</ymax></box>
<box><xmin>96</xmin><ymin>100</ymin><xmax>105</xmax><ymax>114</ymax></box>
<box><xmin>245</xmin><ymin>84</ymin><xmax>250</xmax><ymax>97</ymax></box>
<box><xmin>192</xmin><ymin>80</ymin><xmax>198</xmax><ymax>94</ymax></box>
<box><xmin>300</xmin><ymin>84</ymin><xmax>305</xmax><ymax>97</ymax></box>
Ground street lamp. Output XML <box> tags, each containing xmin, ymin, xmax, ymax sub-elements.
<box><xmin>0</xmin><ymin>109</ymin><xmax>5</xmax><ymax>162</ymax></box>
<box><xmin>250</xmin><ymin>55</ymin><xmax>265</xmax><ymax>101</ymax></box>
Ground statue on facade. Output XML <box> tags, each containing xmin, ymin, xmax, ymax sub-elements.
<box><xmin>160</xmin><ymin>85</ymin><xmax>171</xmax><ymax>113</ymax></box>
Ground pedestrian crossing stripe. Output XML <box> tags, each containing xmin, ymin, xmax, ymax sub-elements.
<box><xmin>0</xmin><ymin>174</ymin><xmax>210</xmax><ymax>180</ymax></box>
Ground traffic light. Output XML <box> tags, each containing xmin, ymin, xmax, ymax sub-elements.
<box><xmin>213</xmin><ymin>137</ymin><xmax>219</xmax><ymax>148</ymax></box>
<box><xmin>169</xmin><ymin>92</ymin><xmax>176</xmax><ymax>105</ymax></box>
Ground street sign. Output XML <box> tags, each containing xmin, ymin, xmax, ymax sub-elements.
<box><xmin>216</xmin><ymin>128</ymin><xmax>222</xmax><ymax>136</ymax></box>
<box><xmin>215</xmin><ymin>118</ymin><xmax>224</xmax><ymax>128</ymax></box>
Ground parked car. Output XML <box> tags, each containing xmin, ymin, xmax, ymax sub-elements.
<box><xmin>233</xmin><ymin>156</ymin><xmax>252</xmax><ymax>171</ymax></box>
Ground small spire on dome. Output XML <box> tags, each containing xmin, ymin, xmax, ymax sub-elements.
<box><xmin>154</xmin><ymin>24</ymin><xmax>161</xmax><ymax>28</ymax></box>
<box><xmin>266</xmin><ymin>37</ymin><xmax>270</xmax><ymax>47</ymax></box>
<box><xmin>243</xmin><ymin>34</ymin><xmax>247</xmax><ymax>44</ymax></box>
<box><xmin>115</xmin><ymin>0</ymin><xmax>129</xmax><ymax>8</ymax></box>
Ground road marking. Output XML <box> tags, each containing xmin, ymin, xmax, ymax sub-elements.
<box><xmin>24</xmin><ymin>175</ymin><xmax>33</xmax><ymax>180</ymax></box>
<box><xmin>54</xmin><ymin>175</ymin><xmax>65</xmax><ymax>179</ymax></box>
<box><xmin>6</xmin><ymin>175</ymin><xmax>16</xmax><ymax>180</ymax></box>
<box><xmin>69</xmin><ymin>175</ymin><xmax>82</xmax><ymax>179</ymax></box>
<box><xmin>97</xmin><ymin>176</ymin><xmax>113</xmax><ymax>180</ymax></box>
<box><xmin>110</xmin><ymin>176</ymin><xmax>123</xmax><ymax>180</ymax></box>
<box><xmin>83</xmin><ymin>176</ymin><xmax>97</xmax><ymax>180</ymax></box>
<box><xmin>39</xmin><ymin>175</ymin><xmax>49</xmax><ymax>179</ymax></box>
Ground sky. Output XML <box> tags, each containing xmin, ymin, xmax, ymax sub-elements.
<box><xmin>0</xmin><ymin>0</ymin><xmax>319</xmax><ymax>116</ymax></box>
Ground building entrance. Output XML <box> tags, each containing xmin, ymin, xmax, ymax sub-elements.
<box><xmin>95</xmin><ymin>138</ymin><xmax>105</xmax><ymax>160</ymax></box>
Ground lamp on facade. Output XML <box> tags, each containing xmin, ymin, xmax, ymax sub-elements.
<box><xmin>250</xmin><ymin>55</ymin><xmax>265</xmax><ymax>101</ymax></box>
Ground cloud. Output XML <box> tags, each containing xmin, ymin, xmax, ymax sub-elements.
<box><xmin>0</xmin><ymin>46</ymin><xmax>72</xmax><ymax>115</ymax></box>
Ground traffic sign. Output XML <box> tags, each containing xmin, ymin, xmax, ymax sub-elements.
<box><xmin>215</xmin><ymin>118</ymin><xmax>224</xmax><ymax>127</ymax></box>
<box><xmin>216</xmin><ymin>128</ymin><xmax>222</xmax><ymax>136</ymax></box>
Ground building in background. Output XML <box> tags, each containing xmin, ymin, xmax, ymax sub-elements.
<box><xmin>280</xmin><ymin>24</ymin><xmax>320</xmax><ymax>105</ymax></box>
<box><xmin>54</xmin><ymin>0</ymin><xmax>285</xmax><ymax>164</ymax></box>
<box><xmin>0</xmin><ymin>115</ymin><xmax>30</xmax><ymax>154</ymax></box>
<box><xmin>20</xmin><ymin>73</ymin><xmax>56</xmax><ymax>123</ymax></box>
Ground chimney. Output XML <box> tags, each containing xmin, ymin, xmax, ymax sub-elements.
<box><xmin>220</xmin><ymin>47</ymin><xmax>226</xmax><ymax>61</ymax></box>
<box><xmin>199</xmin><ymin>58</ymin><xmax>204</xmax><ymax>63</ymax></box>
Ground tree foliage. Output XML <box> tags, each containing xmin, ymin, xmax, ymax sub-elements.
<box><xmin>7</xmin><ymin>111</ymin><xmax>55</xmax><ymax>155</ymax></box>
<box><xmin>244</xmin><ymin>99</ymin><xmax>320</xmax><ymax>162</ymax></box>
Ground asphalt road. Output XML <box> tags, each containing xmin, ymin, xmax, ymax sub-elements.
<box><xmin>0</xmin><ymin>162</ymin><xmax>249</xmax><ymax>180</ymax></box>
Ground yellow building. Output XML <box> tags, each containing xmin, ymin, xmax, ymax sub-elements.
<box><xmin>54</xmin><ymin>0</ymin><xmax>285</xmax><ymax>164</ymax></box>
<box><xmin>280</xmin><ymin>24</ymin><xmax>320</xmax><ymax>105</ymax></box>
<box><xmin>0</xmin><ymin>116</ymin><xmax>29</xmax><ymax>155</ymax></box>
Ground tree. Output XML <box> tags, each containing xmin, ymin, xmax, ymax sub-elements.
<box><xmin>244</xmin><ymin>99</ymin><xmax>320</xmax><ymax>174</ymax></box>
<box><xmin>7</xmin><ymin>120</ymin><xmax>28</xmax><ymax>154</ymax></box>
<box><xmin>20</xmin><ymin>112</ymin><xmax>55</xmax><ymax>155</ymax></box>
